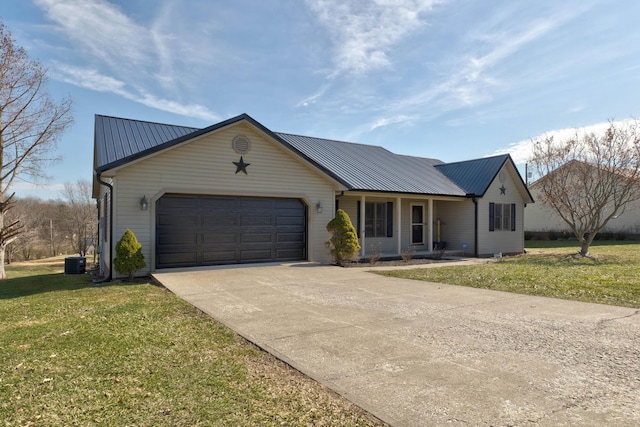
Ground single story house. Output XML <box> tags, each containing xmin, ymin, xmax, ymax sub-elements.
<box><xmin>525</xmin><ymin>161</ymin><xmax>640</xmax><ymax>236</ymax></box>
<box><xmin>93</xmin><ymin>113</ymin><xmax>534</xmax><ymax>278</ymax></box>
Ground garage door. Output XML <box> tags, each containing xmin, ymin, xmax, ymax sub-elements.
<box><xmin>156</xmin><ymin>194</ymin><xmax>307</xmax><ymax>268</ymax></box>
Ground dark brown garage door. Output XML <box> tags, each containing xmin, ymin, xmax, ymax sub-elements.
<box><xmin>156</xmin><ymin>194</ymin><xmax>307</xmax><ymax>268</ymax></box>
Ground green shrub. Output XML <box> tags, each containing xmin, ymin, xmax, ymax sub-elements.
<box><xmin>113</xmin><ymin>229</ymin><xmax>146</xmax><ymax>280</ymax></box>
<box><xmin>326</xmin><ymin>209</ymin><xmax>360</xmax><ymax>266</ymax></box>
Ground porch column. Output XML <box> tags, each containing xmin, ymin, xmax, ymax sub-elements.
<box><xmin>396</xmin><ymin>197</ymin><xmax>402</xmax><ymax>255</ymax></box>
<box><xmin>428</xmin><ymin>199</ymin><xmax>434</xmax><ymax>251</ymax></box>
<box><xmin>360</xmin><ymin>195</ymin><xmax>366</xmax><ymax>257</ymax></box>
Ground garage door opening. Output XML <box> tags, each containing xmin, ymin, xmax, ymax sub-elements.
<box><xmin>156</xmin><ymin>194</ymin><xmax>307</xmax><ymax>268</ymax></box>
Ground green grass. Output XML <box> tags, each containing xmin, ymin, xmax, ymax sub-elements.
<box><xmin>376</xmin><ymin>242</ymin><xmax>640</xmax><ymax>308</ymax></box>
<box><xmin>0</xmin><ymin>262</ymin><xmax>384</xmax><ymax>426</ymax></box>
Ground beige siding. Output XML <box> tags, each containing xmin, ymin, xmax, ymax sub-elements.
<box><xmin>435</xmin><ymin>199</ymin><xmax>475</xmax><ymax>254</ymax></box>
<box><xmin>105</xmin><ymin>122</ymin><xmax>339</xmax><ymax>276</ymax></box>
<box><xmin>477</xmin><ymin>165</ymin><xmax>526</xmax><ymax>256</ymax></box>
<box><xmin>525</xmin><ymin>185</ymin><xmax>640</xmax><ymax>234</ymax></box>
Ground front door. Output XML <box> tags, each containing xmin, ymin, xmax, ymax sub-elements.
<box><xmin>411</xmin><ymin>204</ymin><xmax>424</xmax><ymax>245</ymax></box>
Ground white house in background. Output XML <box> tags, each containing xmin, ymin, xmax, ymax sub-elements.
<box><xmin>93</xmin><ymin>113</ymin><xmax>534</xmax><ymax>278</ymax></box>
<box><xmin>525</xmin><ymin>177</ymin><xmax>640</xmax><ymax>235</ymax></box>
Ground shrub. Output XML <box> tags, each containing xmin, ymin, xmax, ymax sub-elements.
<box><xmin>368</xmin><ymin>243</ymin><xmax>382</xmax><ymax>265</ymax></box>
<box><xmin>401</xmin><ymin>247</ymin><xmax>415</xmax><ymax>263</ymax></box>
<box><xmin>113</xmin><ymin>229</ymin><xmax>146</xmax><ymax>280</ymax></box>
<box><xmin>326</xmin><ymin>209</ymin><xmax>360</xmax><ymax>267</ymax></box>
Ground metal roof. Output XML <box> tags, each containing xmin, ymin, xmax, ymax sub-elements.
<box><xmin>94</xmin><ymin>115</ymin><xmax>199</xmax><ymax>171</ymax></box>
<box><xmin>93</xmin><ymin>114</ymin><xmax>522</xmax><ymax>198</ymax></box>
<box><xmin>275</xmin><ymin>133</ymin><xmax>466</xmax><ymax>196</ymax></box>
<box><xmin>435</xmin><ymin>154</ymin><xmax>512</xmax><ymax>196</ymax></box>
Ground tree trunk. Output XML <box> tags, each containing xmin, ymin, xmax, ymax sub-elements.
<box><xmin>0</xmin><ymin>244</ymin><xmax>6</xmax><ymax>279</ymax></box>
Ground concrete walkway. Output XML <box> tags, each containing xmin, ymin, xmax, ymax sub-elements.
<box><xmin>153</xmin><ymin>262</ymin><xmax>640</xmax><ymax>427</ymax></box>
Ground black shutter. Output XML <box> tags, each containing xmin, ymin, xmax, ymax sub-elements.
<box><xmin>511</xmin><ymin>203</ymin><xmax>516</xmax><ymax>231</ymax></box>
<box><xmin>356</xmin><ymin>201</ymin><xmax>361</xmax><ymax>238</ymax></box>
<box><xmin>489</xmin><ymin>202</ymin><xmax>495</xmax><ymax>232</ymax></box>
<box><xmin>335</xmin><ymin>199</ymin><xmax>339</xmax><ymax>211</ymax></box>
<box><xmin>386</xmin><ymin>202</ymin><xmax>393</xmax><ymax>237</ymax></box>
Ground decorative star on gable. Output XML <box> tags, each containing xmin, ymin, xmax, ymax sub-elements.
<box><xmin>233</xmin><ymin>156</ymin><xmax>250</xmax><ymax>175</ymax></box>
<box><xmin>499</xmin><ymin>185</ymin><xmax>506</xmax><ymax>195</ymax></box>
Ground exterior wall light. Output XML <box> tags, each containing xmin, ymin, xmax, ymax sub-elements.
<box><xmin>140</xmin><ymin>195</ymin><xmax>148</xmax><ymax>211</ymax></box>
<box><xmin>316</xmin><ymin>201</ymin><xmax>323</xmax><ymax>213</ymax></box>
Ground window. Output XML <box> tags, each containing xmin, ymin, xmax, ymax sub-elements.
<box><xmin>357</xmin><ymin>201</ymin><xmax>393</xmax><ymax>237</ymax></box>
<box><xmin>489</xmin><ymin>203</ymin><xmax>516</xmax><ymax>231</ymax></box>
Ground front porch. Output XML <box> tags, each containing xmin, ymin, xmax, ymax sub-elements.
<box><xmin>335</xmin><ymin>192</ymin><xmax>476</xmax><ymax>259</ymax></box>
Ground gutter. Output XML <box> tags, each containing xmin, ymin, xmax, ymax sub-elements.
<box><xmin>94</xmin><ymin>172</ymin><xmax>113</xmax><ymax>283</ymax></box>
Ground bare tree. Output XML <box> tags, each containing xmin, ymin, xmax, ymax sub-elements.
<box><xmin>60</xmin><ymin>179</ymin><xmax>97</xmax><ymax>257</ymax></box>
<box><xmin>529</xmin><ymin>120</ymin><xmax>640</xmax><ymax>256</ymax></box>
<box><xmin>0</xmin><ymin>21</ymin><xmax>73</xmax><ymax>278</ymax></box>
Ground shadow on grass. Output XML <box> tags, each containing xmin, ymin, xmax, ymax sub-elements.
<box><xmin>0</xmin><ymin>272</ymin><xmax>149</xmax><ymax>300</ymax></box>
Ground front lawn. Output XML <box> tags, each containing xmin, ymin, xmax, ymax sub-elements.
<box><xmin>0</xmin><ymin>261</ymin><xmax>385</xmax><ymax>426</ymax></box>
<box><xmin>376</xmin><ymin>242</ymin><xmax>640</xmax><ymax>308</ymax></box>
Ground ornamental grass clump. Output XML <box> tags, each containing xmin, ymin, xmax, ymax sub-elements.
<box><xmin>326</xmin><ymin>209</ymin><xmax>360</xmax><ymax>266</ymax></box>
<box><xmin>114</xmin><ymin>229</ymin><xmax>146</xmax><ymax>280</ymax></box>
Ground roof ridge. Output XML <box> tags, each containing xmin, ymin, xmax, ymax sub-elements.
<box><xmin>275</xmin><ymin>131</ymin><xmax>391</xmax><ymax>151</ymax></box>
<box><xmin>437</xmin><ymin>153</ymin><xmax>510</xmax><ymax>167</ymax></box>
<box><xmin>95</xmin><ymin>114</ymin><xmax>200</xmax><ymax>130</ymax></box>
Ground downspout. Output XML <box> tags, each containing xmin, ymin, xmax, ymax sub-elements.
<box><xmin>471</xmin><ymin>195</ymin><xmax>478</xmax><ymax>257</ymax></box>
<box><xmin>95</xmin><ymin>172</ymin><xmax>113</xmax><ymax>283</ymax></box>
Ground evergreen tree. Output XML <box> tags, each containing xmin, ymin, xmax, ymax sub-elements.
<box><xmin>114</xmin><ymin>229</ymin><xmax>146</xmax><ymax>280</ymax></box>
<box><xmin>326</xmin><ymin>209</ymin><xmax>360</xmax><ymax>266</ymax></box>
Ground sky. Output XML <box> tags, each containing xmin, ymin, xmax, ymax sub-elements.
<box><xmin>2</xmin><ymin>0</ymin><xmax>640</xmax><ymax>200</ymax></box>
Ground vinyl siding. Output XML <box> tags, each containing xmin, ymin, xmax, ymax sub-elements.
<box><xmin>477</xmin><ymin>165</ymin><xmax>525</xmax><ymax>256</ymax></box>
<box><xmin>435</xmin><ymin>199</ymin><xmax>475</xmax><ymax>254</ymax></box>
<box><xmin>105</xmin><ymin>122</ymin><xmax>338</xmax><ymax>276</ymax></box>
<box><xmin>525</xmin><ymin>185</ymin><xmax>640</xmax><ymax>234</ymax></box>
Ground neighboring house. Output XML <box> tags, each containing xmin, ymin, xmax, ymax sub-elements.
<box><xmin>525</xmin><ymin>162</ymin><xmax>640</xmax><ymax>235</ymax></box>
<box><xmin>93</xmin><ymin>113</ymin><xmax>534</xmax><ymax>278</ymax></box>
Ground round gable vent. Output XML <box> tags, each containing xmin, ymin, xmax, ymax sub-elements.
<box><xmin>232</xmin><ymin>135</ymin><xmax>251</xmax><ymax>155</ymax></box>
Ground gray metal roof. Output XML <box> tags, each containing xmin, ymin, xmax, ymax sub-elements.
<box><xmin>93</xmin><ymin>114</ymin><xmax>522</xmax><ymax>198</ymax></box>
<box><xmin>275</xmin><ymin>133</ymin><xmax>466</xmax><ymax>196</ymax></box>
<box><xmin>434</xmin><ymin>154</ymin><xmax>510</xmax><ymax>196</ymax></box>
<box><xmin>95</xmin><ymin>115</ymin><xmax>199</xmax><ymax>171</ymax></box>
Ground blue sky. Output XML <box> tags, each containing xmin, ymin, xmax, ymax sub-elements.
<box><xmin>3</xmin><ymin>0</ymin><xmax>640</xmax><ymax>199</ymax></box>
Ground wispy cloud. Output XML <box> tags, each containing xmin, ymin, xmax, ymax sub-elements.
<box><xmin>364</xmin><ymin>6</ymin><xmax>586</xmax><ymax>133</ymax></box>
<box><xmin>305</xmin><ymin>0</ymin><xmax>443</xmax><ymax>76</ymax></box>
<box><xmin>33</xmin><ymin>0</ymin><xmax>219</xmax><ymax>121</ymax></box>
<box><xmin>51</xmin><ymin>64</ymin><xmax>219</xmax><ymax>122</ymax></box>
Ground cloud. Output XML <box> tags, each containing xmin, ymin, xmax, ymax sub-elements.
<box><xmin>305</xmin><ymin>0</ymin><xmax>442</xmax><ymax>76</ymax></box>
<box><xmin>362</xmin><ymin>7</ymin><xmax>586</xmax><ymax>134</ymax></box>
<box><xmin>52</xmin><ymin>64</ymin><xmax>220</xmax><ymax>122</ymax></box>
<box><xmin>492</xmin><ymin>119</ymin><xmax>637</xmax><ymax>164</ymax></box>
<box><xmin>34</xmin><ymin>0</ymin><xmax>219</xmax><ymax>121</ymax></box>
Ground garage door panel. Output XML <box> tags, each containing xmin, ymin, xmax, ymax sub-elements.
<box><xmin>241</xmin><ymin>233</ymin><xmax>273</xmax><ymax>243</ymax></box>
<box><xmin>202</xmin><ymin>232</ymin><xmax>237</xmax><ymax>244</ymax></box>
<box><xmin>242</xmin><ymin>216</ymin><xmax>273</xmax><ymax>226</ymax></box>
<box><xmin>157</xmin><ymin>252</ymin><xmax>198</xmax><ymax>267</ymax></box>
<box><xmin>202</xmin><ymin>215</ymin><xmax>237</xmax><ymax>226</ymax></box>
<box><xmin>156</xmin><ymin>194</ymin><xmax>306</xmax><ymax>268</ymax></box>
<box><xmin>157</xmin><ymin>214</ymin><xmax>199</xmax><ymax>227</ymax></box>
<box><xmin>277</xmin><ymin>232</ymin><xmax>304</xmax><ymax>243</ymax></box>
<box><xmin>202</xmin><ymin>251</ymin><xmax>237</xmax><ymax>264</ymax></box>
<box><xmin>157</xmin><ymin>231</ymin><xmax>198</xmax><ymax>246</ymax></box>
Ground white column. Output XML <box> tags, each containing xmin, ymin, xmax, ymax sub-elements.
<box><xmin>360</xmin><ymin>195</ymin><xmax>366</xmax><ymax>257</ymax></box>
<box><xmin>396</xmin><ymin>197</ymin><xmax>402</xmax><ymax>255</ymax></box>
<box><xmin>428</xmin><ymin>199</ymin><xmax>434</xmax><ymax>251</ymax></box>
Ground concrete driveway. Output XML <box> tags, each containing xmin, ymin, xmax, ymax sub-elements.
<box><xmin>153</xmin><ymin>262</ymin><xmax>640</xmax><ymax>427</ymax></box>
